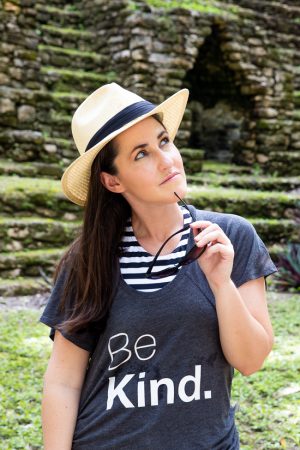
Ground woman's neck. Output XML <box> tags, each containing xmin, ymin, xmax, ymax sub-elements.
<box><xmin>131</xmin><ymin>202</ymin><xmax>184</xmax><ymax>244</ymax></box>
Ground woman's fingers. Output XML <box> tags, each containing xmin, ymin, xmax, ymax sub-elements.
<box><xmin>190</xmin><ymin>220</ymin><xmax>212</xmax><ymax>238</ymax></box>
<box><xmin>191</xmin><ymin>222</ymin><xmax>231</xmax><ymax>247</ymax></box>
<box><xmin>195</xmin><ymin>229</ymin><xmax>231</xmax><ymax>247</ymax></box>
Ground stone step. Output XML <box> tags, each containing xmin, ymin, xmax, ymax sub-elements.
<box><xmin>265</xmin><ymin>151</ymin><xmax>300</xmax><ymax>175</ymax></box>
<box><xmin>294</xmin><ymin>91</ymin><xmax>300</xmax><ymax>107</ymax></box>
<box><xmin>36</xmin><ymin>4</ymin><xmax>82</xmax><ymax>28</ymax></box>
<box><xmin>292</xmin><ymin>109</ymin><xmax>300</xmax><ymax>121</ymax></box>
<box><xmin>180</xmin><ymin>148</ymin><xmax>204</xmax><ymax>174</ymax></box>
<box><xmin>0</xmin><ymin>248</ymin><xmax>64</xmax><ymax>279</ymax></box>
<box><xmin>0</xmin><ymin>276</ymin><xmax>51</xmax><ymax>297</ymax></box>
<box><xmin>202</xmin><ymin>160</ymin><xmax>253</xmax><ymax>175</ymax></box>
<box><xmin>40</xmin><ymin>24</ymin><xmax>94</xmax><ymax>51</ymax></box>
<box><xmin>187</xmin><ymin>172</ymin><xmax>300</xmax><ymax>192</ymax></box>
<box><xmin>0</xmin><ymin>176</ymin><xmax>82</xmax><ymax>219</ymax></box>
<box><xmin>0</xmin><ymin>216</ymin><xmax>297</xmax><ymax>254</ymax></box>
<box><xmin>0</xmin><ymin>129</ymin><xmax>44</xmax><ymax>162</ymax></box>
<box><xmin>0</xmin><ymin>158</ymin><xmax>64</xmax><ymax>178</ymax></box>
<box><xmin>40</xmin><ymin>65</ymin><xmax>117</xmax><ymax>93</ymax></box>
<box><xmin>0</xmin><ymin>244</ymin><xmax>287</xmax><ymax>297</ymax></box>
<box><xmin>41</xmin><ymin>137</ymin><xmax>78</xmax><ymax>165</ymax></box>
<box><xmin>186</xmin><ymin>185</ymin><xmax>299</xmax><ymax>219</ymax></box>
<box><xmin>0</xmin><ymin>217</ymin><xmax>81</xmax><ymax>252</ymax></box>
<box><xmin>38</xmin><ymin>44</ymin><xmax>109</xmax><ymax>71</ymax></box>
<box><xmin>1</xmin><ymin>175</ymin><xmax>299</xmax><ymax>220</ymax></box>
<box><xmin>49</xmin><ymin>91</ymin><xmax>96</xmax><ymax>117</ymax></box>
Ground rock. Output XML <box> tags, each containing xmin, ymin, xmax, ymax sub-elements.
<box><xmin>4</xmin><ymin>2</ymin><xmax>21</xmax><ymax>14</ymax></box>
<box><xmin>8</xmin><ymin>227</ymin><xmax>30</xmax><ymax>239</ymax></box>
<box><xmin>0</xmin><ymin>73</ymin><xmax>10</xmax><ymax>85</ymax></box>
<box><xmin>7</xmin><ymin>241</ymin><xmax>23</xmax><ymax>251</ymax></box>
<box><xmin>63</xmin><ymin>212</ymin><xmax>78</xmax><ymax>221</ymax></box>
<box><xmin>0</xmin><ymin>98</ymin><xmax>15</xmax><ymax>114</ymax></box>
<box><xmin>44</xmin><ymin>144</ymin><xmax>57</xmax><ymax>154</ymax></box>
<box><xmin>256</xmin><ymin>108</ymin><xmax>278</xmax><ymax>118</ymax></box>
<box><xmin>257</xmin><ymin>153</ymin><xmax>269</xmax><ymax>163</ymax></box>
<box><xmin>17</xmin><ymin>105</ymin><xmax>36</xmax><ymax>123</ymax></box>
<box><xmin>9</xmin><ymin>67</ymin><xmax>22</xmax><ymax>80</ymax></box>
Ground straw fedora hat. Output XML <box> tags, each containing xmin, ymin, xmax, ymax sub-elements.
<box><xmin>61</xmin><ymin>82</ymin><xmax>189</xmax><ymax>206</ymax></box>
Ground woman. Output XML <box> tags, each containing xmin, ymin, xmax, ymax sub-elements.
<box><xmin>40</xmin><ymin>82</ymin><xmax>277</xmax><ymax>449</ymax></box>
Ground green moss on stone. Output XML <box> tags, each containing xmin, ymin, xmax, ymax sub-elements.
<box><xmin>202</xmin><ymin>160</ymin><xmax>251</xmax><ymax>174</ymax></box>
<box><xmin>36</xmin><ymin>4</ymin><xmax>81</xmax><ymax>16</ymax></box>
<box><xmin>0</xmin><ymin>176</ymin><xmax>81</xmax><ymax>216</ymax></box>
<box><xmin>187</xmin><ymin>172</ymin><xmax>300</xmax><ymax>191</ymax></box>
<box><xmin>41</xmin><ymin>66</ymin><xmax>117</xmax><ymax>81</ymax></box>
<box><xmin>0</xmin><ymin>276</ymin><xmax>51</xmax><ymax>296</ymax></box>
<box><xmin>41</xmin><ymin>24</ymin><xmax>92</xmax><ymax>38</ymax></box>
<box><xmin>186</xmin><ymin>186</ymin><xmax>298</xmax><ymax>218</ymax></box>
<box><xmin>142</xmin><ymin>0</ymin><xmax>239</xmax><ymax>16</ymax></box>
<box><xmin>38</xmin><ymin>44</ymin><xmax>104</xmax><ymax>60</ymax></box>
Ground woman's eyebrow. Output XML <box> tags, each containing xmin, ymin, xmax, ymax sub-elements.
<box><xmin>130</xmin><ymin>129</ymin><xmax>168</xmax><ymax>154</ymax></box>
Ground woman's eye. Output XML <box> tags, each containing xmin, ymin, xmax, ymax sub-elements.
<box><xmin>135</xmin><ymin>150</ymin><xmax>147</xmax><ymax>160</ymax></box>
<box><xmin>161</xmin><ymin>137</ymin><xmax>169</xmax><ymax>145</ymax></box>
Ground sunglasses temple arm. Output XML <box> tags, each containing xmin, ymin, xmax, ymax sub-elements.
<box><xmin>174</xmin><ymin>192</ymin><xmax>193</xmax><ymax>216</ymax></box>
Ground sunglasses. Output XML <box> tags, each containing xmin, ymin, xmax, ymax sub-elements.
<box><xmin>145</xmin><ymin>193</ymin><xmax>207</xmax><ymax>279</ymax></box>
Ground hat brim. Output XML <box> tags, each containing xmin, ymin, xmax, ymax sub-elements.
<box><xmin>61</xmin><ymin>88</ymin><xmax>189</xmax><ymax>206</ymax></box>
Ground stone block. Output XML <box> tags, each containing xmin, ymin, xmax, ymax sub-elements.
<box><xmin>8</xmin><ymin>67</ymin><xmax>22</xmax><ymax>80</ymax></box>
<box><xmin>0</xmin><ymin>73</ymin><xmax>10</xmax><ymax>84</ymax></box>
<box><xmin>0</xmin><ymin>98</ymin><xmax>15</xmax><ymax>114</ymax></box>
<box><xmin>255</xmin><ymin>107</ymin><xmax>278</xmax><ymax>118</ymax></box>
<box><xmin>17</xmin><ymin>105</ymin><xmax>36</xmax><ymax>123</ymax></box>
<box><xmin>44</xmin><ymin>144</ymin><xmax>57</xmax><ymax>154</ymax></box>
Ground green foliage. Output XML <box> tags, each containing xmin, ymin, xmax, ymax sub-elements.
<box><xmin>0</xmin><ymin>311</ymin><xmax>51</xmax><ymax>449</ymax></box>
<box><xmin>0</xmin><ymin>296</ymin><xmax>299</xmax><ymax>448</ymax></box>
<box><xmin>233</xmin><ymin>296</ymin><xmax>300</xmax><ymax>448</ymax></box>
<box><xmin>273</xmin><ymin>244</ymin><xmax>300</xmax><ymax>293</ymax></box>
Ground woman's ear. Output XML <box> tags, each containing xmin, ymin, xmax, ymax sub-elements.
<box><xmin>100</xmin><ymin>172</ymin><xmax>125</xmax><ymax>193</ymax></box>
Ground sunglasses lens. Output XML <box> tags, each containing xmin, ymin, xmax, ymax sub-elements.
<box><xmin>181</xmin><ymin>244</ymin><xmax>207</xmax><ymax>266</ymax></box>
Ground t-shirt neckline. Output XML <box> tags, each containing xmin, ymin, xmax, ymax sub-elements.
<box><xmin>117</xmin><ymin>205</ymin><xmax>198</xmax><ymax>300</ymax></box>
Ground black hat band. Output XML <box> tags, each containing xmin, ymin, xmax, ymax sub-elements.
<box><xmin>85</xmin><ymin>100</ymin><xmax>156</xmax><ymax>152</ymax></box>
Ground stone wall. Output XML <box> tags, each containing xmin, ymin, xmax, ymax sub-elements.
<box><xmin>0</xmin><ymin>0</ymin><xmax>299</xmax><ymax>174</ymax></box>
<box><xmin>81</xmin><ymin>0</ymin><xmax>300</xmax><ymax>171</ymax></box>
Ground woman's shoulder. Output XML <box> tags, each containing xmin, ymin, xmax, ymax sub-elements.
<box><xmin>188</xmin><ymin>205</ymin><xmax>253</xmax><ymax>232</ymax></box>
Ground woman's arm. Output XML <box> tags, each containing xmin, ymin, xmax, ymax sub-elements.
<box><xmin>210</xmin><ymin>276</ymin><xmax>274</xmax><ymax>376</ymax></box>
<box><xmin>190</xmin><ymin>220</ymin><xmax>274</xmax><ymax>376</ymax></box>
<box><xmin>42</xmin><ymin>330</ymin><xmax>90</xmax><ymax>450</ymax></box>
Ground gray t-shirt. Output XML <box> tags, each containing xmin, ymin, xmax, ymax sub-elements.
<box><xmin>40</xmin><ymin>206</ymin><xmax>277</xmax><ymax>450</ymax></box>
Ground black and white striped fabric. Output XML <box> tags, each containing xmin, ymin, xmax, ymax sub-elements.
<box><xmin>119</xmin><ymin>207</ymin><xmax>192</xmax><ymax>292</ymax></box>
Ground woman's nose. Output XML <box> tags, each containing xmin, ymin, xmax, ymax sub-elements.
<box><xmin>157</xmin><ymin>149</ymin><xmax>173</xmax><ymax>170</ymax></box>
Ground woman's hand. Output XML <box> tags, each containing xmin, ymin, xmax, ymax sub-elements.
<box><xmin>190</xmin><ymin>221</ymin><xmax>234</xmax><ymax>289</ymax></box>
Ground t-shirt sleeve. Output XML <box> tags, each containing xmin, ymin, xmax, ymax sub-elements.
<box><xmin>39</xmin><ymin>265</ymin><xmax>101</xmax><ymax>352</ymax></box>
<box><xmin>228</xmin><ymin>215</ymin><xmax>278</xmax><ymax>288</ymax></box>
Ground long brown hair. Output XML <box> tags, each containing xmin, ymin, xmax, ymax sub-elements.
<box><xmin>55</xmin><ymin>113</ymin><xmax>165</xmax><ymax>334</ymax></box>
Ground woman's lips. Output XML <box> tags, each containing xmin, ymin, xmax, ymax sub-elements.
<box><xmin>160</xmin><ymin>172</ymin><xmax>180</xmax><ymax>185</ymax></box>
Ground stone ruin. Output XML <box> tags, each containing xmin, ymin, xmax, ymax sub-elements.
<box><xmin>0</xmin><ymin>0</ymin><xmax>299</xmax><ymax>295</ymax></box>
<box><xmin>0</xmin><ymin>0</ymin><xmax>300</xmax><ymax>173</ymax></box>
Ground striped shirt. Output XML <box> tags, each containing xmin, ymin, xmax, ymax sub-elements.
<box><xmin>119</xmin><ymin>207</ymin><xmax>192</xmax><ymax>292</ymax></box>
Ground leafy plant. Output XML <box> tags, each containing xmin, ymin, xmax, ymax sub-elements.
<box><xmin>274</xmin><ymin>243</ymin><xmax>300</xmax><ymax>292</ymax></box>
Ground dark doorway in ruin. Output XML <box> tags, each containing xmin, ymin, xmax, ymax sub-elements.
<box><xmin>183</xmin><ymin>25</ymin><xmax>251</xmax><ymax>162</ymax></box>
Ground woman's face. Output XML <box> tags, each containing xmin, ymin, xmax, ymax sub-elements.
<box><xmin>106</xmin><ymin>116</ymin><xmax>187</xmax><ymax>207</ymax></box>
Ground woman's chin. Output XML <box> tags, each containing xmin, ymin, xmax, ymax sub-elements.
<box><xmin>173</xmin><ymin>180</ymin><xmax>187</xmax><ymax>200</ymax></box>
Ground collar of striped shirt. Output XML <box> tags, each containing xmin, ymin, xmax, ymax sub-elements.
<box><xmin>119</xmin><ymin>207</ymin><xmax>192</xmax><ymax>292</ymax></box>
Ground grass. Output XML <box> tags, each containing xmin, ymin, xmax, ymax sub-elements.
<box><xmin>0</xmin><ymin>295</ymin><xmax>299</xmax><ymax>449</ymax></box>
